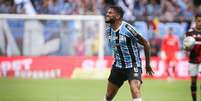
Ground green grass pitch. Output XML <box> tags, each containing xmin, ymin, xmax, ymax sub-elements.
<box><xmin>0</xmin><ymin>78</ymin><xmax>200</xmax><ymax>101</ymax></box>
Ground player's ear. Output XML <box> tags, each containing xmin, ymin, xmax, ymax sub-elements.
<box><xmin>116</xmin><ymin>15</ymin><xmax>121</xmax><ymax>19</ymax></box>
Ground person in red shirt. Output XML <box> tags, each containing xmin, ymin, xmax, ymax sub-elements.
<box><xmin>161</xmin><ymin>27</ymin><xmax>180</xmax><ymax>79</ymax></box>
<box><xmin>184</xmin><ymin>14</ymin><xmax>201</xmax><ymax>101</ymax></box>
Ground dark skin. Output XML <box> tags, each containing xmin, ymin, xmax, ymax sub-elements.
<box><xmin>104</xmin><ymin>8</ymin><xmax>154</xmax><ymax>100</ymax></box>
<box><xmin>105</xmin><ymin>8</ymin><xmax>154</xmax><ymax>76</ymax></box>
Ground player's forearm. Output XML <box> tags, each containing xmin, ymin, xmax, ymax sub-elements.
<box><xmin>136</xmin><ymin>34</ymin><xmax>151</xmax><ymax>65</ymax></box>
<box><xmin>144</xmin><ymin>41</ymin><xmax>151</xmax><ymax>65</ymax></box>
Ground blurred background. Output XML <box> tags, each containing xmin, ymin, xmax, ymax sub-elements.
<box><xmin>0</xmin><ymin>0</ymin><xmax>201</xmax><ymax>101</ymax></box>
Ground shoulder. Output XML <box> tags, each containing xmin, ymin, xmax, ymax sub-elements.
<box><xmin>186</xmin><ymin>28</ymin><xmax>194</xmax><ymax>36</ymax></box>
<box><xmin>123</xmin><ymin>22</ymin><xmax>138</xmax><ymax>36</ymax></box>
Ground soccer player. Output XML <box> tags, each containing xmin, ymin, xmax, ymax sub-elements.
<box><xmin>103</xmin><ymin>6</ymin><xmax>154</xmax><ymax>101</ymax></box>
<box><xmin>184</xmin><ymin>14</ymin><xmax>201</xmax><ymax>101</ymax></box>
<box><xmin>161</xmin><ymin>27</ymin><xmax>180</xmax><ymax>80</ymax></box>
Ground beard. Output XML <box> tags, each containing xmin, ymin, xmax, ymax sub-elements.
<box><xmin>198</xmin><ymin>26</ymin><xmax>201</xmax><ymax>30</ymax></box>
<box><xmin>105</xmin><ymin>16</ymin><xmax>115</xmax><ymax>23</ymax></box>
<box><xmin>196</xmin><ymin>25</ymin><xmax>201</xmax><ymax>31</ymax></box>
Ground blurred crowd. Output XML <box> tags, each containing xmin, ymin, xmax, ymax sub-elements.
<box><xmin>0</xmin><ymin>0</ymin><xmax>201</xmax><ymax>21</ymax></box>
<box><xmin>0</xmin><ymin>0</ymin><xmax>201</xmax><ymax>57</ymax></box>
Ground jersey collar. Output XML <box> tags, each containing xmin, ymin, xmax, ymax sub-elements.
<box><xmin>113</xmin><ymin>21</ymin><xmax>124</xmax><ymax>32</ymax></box>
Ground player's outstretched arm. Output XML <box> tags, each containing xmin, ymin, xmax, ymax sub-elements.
<box><xmin>136</xmin><ymin>34</ymin><xmax>154</xmax><ymax>76</ymax></box>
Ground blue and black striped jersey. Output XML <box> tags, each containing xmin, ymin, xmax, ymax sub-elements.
<box><xmin>106</xmin><ymin>21</ymin><xmax>142</xmax><ymax>69</ymax></box>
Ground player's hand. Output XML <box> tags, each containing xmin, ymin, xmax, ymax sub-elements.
<box><xmin>145</xmin><ymin>64</ymin><xmax>154</xmax><ymax>76</ymax></box>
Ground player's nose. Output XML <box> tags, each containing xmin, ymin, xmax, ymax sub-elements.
<box><xmin>106</xmin><ymin>12</ymin><xmax>109</xmax><ymax>16</ymax></box>
<box><xmin>106</xmin><ymin>12</ymin><xmax>110</xmax><ymax>16</ymax></box>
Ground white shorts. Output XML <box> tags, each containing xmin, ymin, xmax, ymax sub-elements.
<box><xmin>188</xmin><ymin>63</ymin><xmax>201</xmax><ymax>76</ymax></box>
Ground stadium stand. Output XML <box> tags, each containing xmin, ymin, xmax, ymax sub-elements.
<box><xmin>0</xmin><ymin>0</ymin><xmax>201</xmax><ymax>57</ymax></box>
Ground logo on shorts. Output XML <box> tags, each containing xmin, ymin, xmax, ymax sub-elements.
<box><xmin>134</xmin><ymin>73</ymin><xmax>138</xmax><ymax>77</ymax></box>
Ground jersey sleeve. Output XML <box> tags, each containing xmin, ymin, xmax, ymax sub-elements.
<box><xmin>125</xmin><ymin>24</ymin><xmax>141</xmax><ymax>41</ymax></box>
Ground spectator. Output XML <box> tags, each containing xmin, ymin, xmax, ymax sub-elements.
<box><xmin>183</xmin><ymin>3</ymin><xmax>193</xmax><ymax>21</ymax></box>
<box><xmin>160</xmin><ymin>0</ymin><xmax>177</xmax><ymax>21</ymax></box>
<box><xmin>78</xmin><ymin>0</ymin><xmax>100</xmax><ymax>15</ymax></box>
<box><xmin>150</xmin><ymin>36</ymin><xmax>161</xmax><ymax>56</ymax></box>
<box><xmin>133</xmin><ymin>0</ymin><xmax>147</xmax><ymax>20</ymax></box>
<box><xmin>146</xmin><ymin>0</ymin><xmax>161</xmax><ymax>20</ymax></box>
<box><xmin>60</xmin><ymin>0</ymin><xmax>79</xmax><ymax>15</ymax></box>
<box><xmin>117</xmin><ymin>0</ymin><xmax>135</xmax><ymax>21</ymax></box>
<box><xmin>0</xmin><ymin>0</ymin><xmax>16</xmax><ymax>13</ymax></box>
<box><xmin>35</xmin><ymin>0</ymin><xmax>60</xmax><ymax>14</ymax></box>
